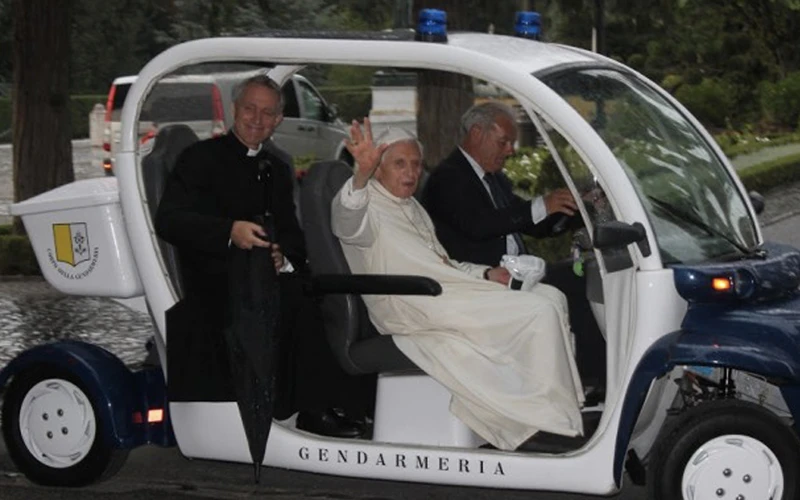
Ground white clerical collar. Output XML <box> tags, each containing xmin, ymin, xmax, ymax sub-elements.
<box><xmin>246</xmin><ymin>143</ymin><xmax>263</xmax><ymax>157</ymax></box>
<box><xmin>230</xmin><ymin>130</ymin><xmax>263</xmax><ymax>156</ymax></box>
<box><xmin>459</xmin><ymin>146</ymin><xmax>489</xmax><ymax>181</ymax></box>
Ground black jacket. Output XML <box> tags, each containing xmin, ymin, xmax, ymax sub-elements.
<box><xmin>155</xmin><ymin>132</ymin><xmax>305</xmax><ymax>296</ymax></box>
<box><xmin>422</xmin><ymin>148</ymin><xmax>555</xmax><ymax>267</ymax></box>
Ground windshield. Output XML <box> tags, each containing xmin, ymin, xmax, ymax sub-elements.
<box><xmin>542</xmin><ymin>67</ymin><xmax>759</xmax><ymax>265</ymax></box>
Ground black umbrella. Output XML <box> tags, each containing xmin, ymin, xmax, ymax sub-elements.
<box><xmin>224</xmin><ymin>215</ymin><xmax>280</xmax><ymax>483</ymax></box>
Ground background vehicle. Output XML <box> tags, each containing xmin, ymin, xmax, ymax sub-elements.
<box><xmin>6</xmin><ymin>10</ymin><xmax>800</xmax><ymax>500</ymax></box>
<box><xmin>100</xmin><ymin>72</ymin><xmax>348</xmax><ymax>175</ymax></box>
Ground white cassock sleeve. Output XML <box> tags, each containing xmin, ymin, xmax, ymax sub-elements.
<box><xmin>452</xmin><ymin>260</ymin><xmax>491</xmax><ymax>280</ymax></box>
<box><xmin>331</xmin><ymin>177</ymin><xmax>376</xmax><ymax>248</ymax></box>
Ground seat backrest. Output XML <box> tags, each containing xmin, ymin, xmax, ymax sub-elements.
<box><xmin>142</xmin><ymin>124</ymin><xmax>199</xmax><ymax>299</ymax></box>
<box><xmin>301</xmin><ymin>160</ymin><xmax>416</xmax><ymax>375</ymax></box>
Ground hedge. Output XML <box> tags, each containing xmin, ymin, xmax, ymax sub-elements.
<box><xmin>0</xmin><ymin>95</ymin><xmax>105</xmax><ymax>144</ymax></box>
<box><xmin>0</xmin><ymin>233</ymin><xmax>40</xmax><ymax>276</ymax></box>
<box><xmin>737</xmin><ymin>152</ymin><xmax>800</xmax><ymax>194</ymax></box>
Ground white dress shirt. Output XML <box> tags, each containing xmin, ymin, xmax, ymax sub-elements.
<box><xmin>459</xmin><ymin>147</ymin><xmax>546</xmax><ymax>256</ymax></box>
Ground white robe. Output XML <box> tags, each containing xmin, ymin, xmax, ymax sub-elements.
<box><xmin>331</xmin><ymin>178</ymin><xmax>584</xmax><ymax>450</ymax></box>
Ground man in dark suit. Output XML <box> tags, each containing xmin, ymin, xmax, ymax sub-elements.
<box><xmin>422</xmin><ymin>101</ymin><xmax>605</xmax><ymax>391</ymax></box>
<box><xmin>155</xmin><ymin>74</ymin><xmax>372</xmax><ymax>437</ymax></box>
<box><xmin>421</xmin><ymin>101</ymin><xmax>577</xmax><ymax>266</ymax></box>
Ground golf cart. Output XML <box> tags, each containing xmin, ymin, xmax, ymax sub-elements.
<box><xmin>5</xmin><ymin>9</ymin><xmax>800</xmax><ymax>499</ymax></box>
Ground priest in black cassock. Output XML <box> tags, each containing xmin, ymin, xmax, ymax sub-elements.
<box><xmin>155</xmin><ymin>73</ymin><xmax>372</xmax><ymax>438</ymax></box>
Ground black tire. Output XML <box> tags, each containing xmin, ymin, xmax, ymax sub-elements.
<box><xmin>2</xmin><ymin>366</ymin><xmax>128</xmax><ymax>487</ymax></box>
<box><xmin>647</xmin><ymin>399</ymin><xmax>800</xmax><ymax>499</ymax></box>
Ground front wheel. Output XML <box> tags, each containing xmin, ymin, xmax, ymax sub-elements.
<box><xmin>647</xmin><ymin>399</ymin><xmax>800</xmax><ymax>499</ymax></box>
<box><xmin>2</xmin><ymin>366</ymin><xmax>128</xmax><ymax>486</ymax></box>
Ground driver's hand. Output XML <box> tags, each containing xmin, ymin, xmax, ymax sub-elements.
<box><xmin>544</xmin><ymin>188</ymin><xmax>578</xmax><ymax>216</ymax></box>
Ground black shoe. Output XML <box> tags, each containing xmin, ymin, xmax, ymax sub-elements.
<box><xmin>583</xmin><ymin>386</ymin><xmax>606</xmax><ymax>407</ymax></box>
<box><xmin>582</xmin><ymin>410</ymin><xmax>602</xmax><ymax>438</ymax></box>
<box><xmin>295</xmin><ymin>408</ymin><xmax>365</xmax><ymax>439</ymax></box>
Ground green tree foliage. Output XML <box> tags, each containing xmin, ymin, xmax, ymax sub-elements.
<box><xmin>2</xmin><ymin>0</ymin><xmax>800</xmax><ymax>130</ymax></box>
<box><xmin>674</xmin><ymin>78</ymin><xmax>736</xmax><ymax>129</ymax></box>
<box><xmin>544</xmin><ymin>0</ymin><xmax>800</xmax><ymax>128</ymax></box>
<box><xmin>759</xmin><ymin>71</ymin><xmax>800</xmax><ymax>128</ymax></box>
<box><xmin>0</xmin><ymin>0</ymin><xmax>397</xmax><ymax>93</ymax></box>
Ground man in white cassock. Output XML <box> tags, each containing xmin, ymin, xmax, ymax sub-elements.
<box><xmin>331</xmin><ymin>119</ymin><xmax>586</xmax><ymax>452</ymax></box>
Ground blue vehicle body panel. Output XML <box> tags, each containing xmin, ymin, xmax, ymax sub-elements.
<box><xmin>614</xmin><ymin>244</ymin><xmax>800</xmax><ymax>485</ymax></box>
<box><xmin>0</xmin><ymin>341</ymin><xmax>174</xmax><ymax>449</ymax></box>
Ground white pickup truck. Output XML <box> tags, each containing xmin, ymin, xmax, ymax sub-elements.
<box><xmin>100</xmin><ymin>72</ymin><xmax>350</xmax><ymax>174</ymax></box>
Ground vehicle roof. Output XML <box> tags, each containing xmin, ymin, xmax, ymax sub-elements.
<box><xmin>439</xmin><ymin>33</ymin><xmax>602</xmax><ymax>74</ymax></box>
<box><xmin>129</xmin><ymin>32</ymin><xmax>615</xmax><ymax>84</ymax></box>
<box><xmin>235</xmin><ymin>30</ymin><xmax>606</xmax><ymax>74</ymax></box>
<box><xmin>113</xmin><ymin>73</ymin><xmax>260</xmax><ymax>85</ymax></box>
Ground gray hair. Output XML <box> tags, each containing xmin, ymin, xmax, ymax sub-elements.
<box><xmin>231</xmin><ymin>74</ymin><xmax>285</xmax><ymax>112</ymax></box>
<box><xmin>375</xmin><ymin>127</ymin><xmax>424</xmax><ymax>165</ymax></box>
<box><xmin>459</xmin><ymin>101</ymin><xmax>516</xmax><ymax>141</ymax></box>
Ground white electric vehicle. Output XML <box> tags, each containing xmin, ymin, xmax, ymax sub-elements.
<box><xmin>5</xmin><ymin>10</ymin><xmax>800</xmax><ymax>499</ymax></box>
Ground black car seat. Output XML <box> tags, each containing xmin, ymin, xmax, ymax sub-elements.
<box><xmin>300</xmin><ymin>160</ymin><xmax>417</xmax><ymax>375</ymax></box>
<box><xmin>141</xmin><ymin>124</ymin><xmax>199</xmax><ymax>298</ymax></box>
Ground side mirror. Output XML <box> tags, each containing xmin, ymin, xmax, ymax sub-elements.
<box><xmin>327</xmin><ymin>104</ymin><xmax>339</xmax><ymax>122</ymax></box>
<box><xmin>748</xmin><ymin>190</ymin><xmax>765</xmax><ymax>215</ymax></box>
<box><xmin>593</xmin><ymin>221</ymin><xmax>651</xmax><ymax>257</ymax></box>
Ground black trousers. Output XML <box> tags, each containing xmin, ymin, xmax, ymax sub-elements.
<box><xmin>274</xmin><ymin>275</ymin><xmax>376</xmax><ymax>419</ymax></box>
<box><xmin>166</xmin><ymin>273</ymin><xmax>375</xmax><ymax>419</ymax></box>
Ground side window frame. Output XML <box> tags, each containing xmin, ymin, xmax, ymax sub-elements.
<box><xmin>282</xmin><ymin>79</ymin><xmax>301</xmax><ymax>118</ymax></box>
<box><xmin>524</xmin><ymin>105</ymin><xmax>634</xmax><ymax>272</ymax></box>
<box><xmin>297</xmin><ymin>79</ymin><xmax>325</xmax><ymax>121</ymax></box>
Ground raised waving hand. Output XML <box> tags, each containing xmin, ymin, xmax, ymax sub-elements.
<box><xmin>346</xmin><ymin>117</ymin><xmax>389</xmax><ymax>190</ymax></box>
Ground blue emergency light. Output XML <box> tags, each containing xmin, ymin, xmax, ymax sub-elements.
<box><xmin>416</xmin><ymin>9</ymin><xmax>447</xmax><ymax>42</ymax></box>
<box><xmin>514</xmin><ymin>11</ymin><xmax>542</xmax><ymax>40</ymax></box>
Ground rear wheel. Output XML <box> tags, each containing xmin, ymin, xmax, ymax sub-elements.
<box><xmin>647</xmin><ymin>399</ymin><xmax>800</xmax><ymax>499</ymax></box>
<box><xmin>2</xmin><ymin>366</ymin><xmax>128</xmax><ymax>486</ymax></box>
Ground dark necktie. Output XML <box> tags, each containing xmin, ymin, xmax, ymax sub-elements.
<box><xmin>484</xmin><ymin>173</ymin><xmax>526</xmax><ymax>254</ymax></box>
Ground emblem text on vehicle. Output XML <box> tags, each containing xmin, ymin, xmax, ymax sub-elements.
<box><xmin>298</xmin><ymin>446</ymin><xmax>506</xmax><ymax>476</ymax></box>
<box><xmin>46</xmin><ymin>223</ymin><xmax>100</xmax><ymax>279</ymax></box>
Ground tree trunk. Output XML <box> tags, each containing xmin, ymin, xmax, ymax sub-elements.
<box><xmin>12</xmin><ymin>0</ymin><xmax>74</xmax><ymax>233</ymax></box>
<box><xmin>416</xmin><ymin>71</ymin><xmax>473</xmax><ymax>166</ymax></box>
<box><xmin>412</xmin><ymin>1</ymin><xmax>474</xmax><ymax>167</ymax></box>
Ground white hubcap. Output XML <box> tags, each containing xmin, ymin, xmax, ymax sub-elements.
<box><xmin>18</xmin><ymin>378</ymin><xmax>96</xmax><ymax>469</ymax></box>
<box><xmin>682</xmin><ymin>434</ymin><xmax>783</xmax><ymax>499</ymax></box>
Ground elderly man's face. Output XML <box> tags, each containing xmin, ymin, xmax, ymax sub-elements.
<box><xmin>470</xmin><ymin>114</ymin><xmax>517</xmax><ymax>174</ymax></box>
<box><xmin>375</xmin><ymin>141</ymin><xmax>423</xmax><ymax>199</ymax></box>
<box><xmin>233</xmin><ymin>83</ymin><xmax>283</xmax><ymax>150</ymax></box>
